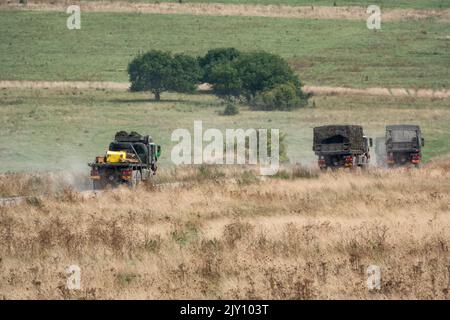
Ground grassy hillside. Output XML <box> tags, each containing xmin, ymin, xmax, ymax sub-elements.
<box><xmin>0</xmin><ymin>162</ymin><xmax>449</xmax><ymax>299</ymax></box>
<box><xmin>0</xmin><ymin>11</ymin><xmax>449</xmax><ymax>89</ymax></box>
<box><xmin>0</xmin><ymin>88</ymin><xmax>448</xmax><ymax>172</ymax></box>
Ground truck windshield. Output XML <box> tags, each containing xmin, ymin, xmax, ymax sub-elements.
<box><xmin>388</xmin><ymin>130</ymin><xmax>417</xmax><ymax>142</ymax></box>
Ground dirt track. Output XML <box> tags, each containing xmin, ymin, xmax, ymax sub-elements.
<box><xmin>1</xmin><ymin>80</ymin><xmax>449</xmax><ymax>99</ymax></box>
<box><xmin>1</xmin><ymin>1</ymin><xmax>449</xmax><ymax>22</ymax></box>
<box><xmin>303</xmin><ymin>85</ymin><xmax>450</xmax><ymax>99</ymax></box>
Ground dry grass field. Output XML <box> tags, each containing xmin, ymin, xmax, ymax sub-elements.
<box><xmin>0</xmin><ymin>158</ymin><xmax>449</xmax><ymax>299</ymax></box>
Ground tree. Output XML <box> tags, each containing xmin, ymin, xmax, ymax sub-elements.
<box><xmin>209</xmin><ymin>61</ymin><xmax>242</xmax><ymax>100</ymax></box>
<box><xmin>235</xmin><ymin>51</ymin><xmax>302</xmax><ymax>100</ymax></box>
<box><xmin>198</xmin><ymin>47</ymin><xmax>241</xmax><ymax>84</ymax></box>
<box><xmin>203</xmin><ymin>49</ymin><xmax>310</xmax><ymax>110</ymax></box>
<box><xmin>128</xmin><ymin>50</ymin><xmax>202</xmax><ymax>101</ymax></box>
<box><xmin>171</xmin><ymin>53</ymin><xmax>203</xmax><ymax>94</ymax></box>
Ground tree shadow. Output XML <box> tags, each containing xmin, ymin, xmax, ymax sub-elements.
<box><xmin>110</xmin><ymin>98</ymin><xmax>203</xmax><ymax>104</ymax></box>
<box><xmin>109</xmin><ymin>97</ymin><xmax>221</xmax><ymax>108</ymax></box>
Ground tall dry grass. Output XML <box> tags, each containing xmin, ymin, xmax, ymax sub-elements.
<box><xmin>0</xmin><ymin>159</ymin><xmax>449</xmax><ymax>299</ymax></box>
<box><xmin>0</xmin><ymin>171</ymin><xmax>90</xmax><ymax>197</ymax></box>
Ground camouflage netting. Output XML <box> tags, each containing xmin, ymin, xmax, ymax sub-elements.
<box><xmin>313</xmin><ymin>125</ymin><xmax>365</xmax><ymax>151</ymax></box>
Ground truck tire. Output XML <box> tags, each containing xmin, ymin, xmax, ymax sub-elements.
<box><xmin>104</xmin><ymin>173</ymin><xmax>119</xmax><ymax>189</ymax></box>
<box><xmin>129</xmin><ymin>171</ymin><xmax>141</xmax><ymax>188</ymax></box>
<box><xmin>93</xmin><ymin>180</ymin><xmax>104</xmax><ymax>190</ymax></box>
<box><xmin>141</xmin><ymin>169</ymin><xmax>151</xmax><ymax>181</ymax></box>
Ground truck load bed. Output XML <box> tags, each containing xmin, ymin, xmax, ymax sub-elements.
<box><xmin>313</xmin><ymin>125</ymin><xmax>365</xmax><ymax>155</ymax></box>
<box><xmin>386</xmin><ymin>125</ymin><xmax>422</xmax><ymax>152</ymax></box>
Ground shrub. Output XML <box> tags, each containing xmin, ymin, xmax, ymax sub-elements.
<box><xmin>222</xmin><ymin>103</ymin><xmax>239</xmax><ymax>116</ymax></box>
<box><xmin>242</xmin><ymin>130</ymin><xmax>289</xmax><ymax>163</ymax></box>
<box><xmin>260</xmin><ymin>130</ymin><xmax>289</xmax><ymax>163</ymax></box>
<box><xmin>236</xmin><ymin>170</ymin><xmax>260</xmax><ymax>186</ymax></box>
<box><xmin>252</xmin><ymin>82</ymin><xmax>308</xmax><ymax>111</ymax></box>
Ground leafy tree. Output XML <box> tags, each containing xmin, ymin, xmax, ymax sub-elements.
<box><xmin>198</xmin><ymin>48</ymin><xmax>241</xmax><ymax>83</ymax></box>
<box><xmin>235</xmin><ymin>51</ymin><xmax>301</xmax><ymax>100</ymax></box>
<box><xmin>202</xmin><ymin>49</ymin><xmax>310</xmax><ymax>110</ymax></box>
<box><xmin>209</xmin><ymin>61</ymin><xmax>242</xmax><ymax>99</ymax></box>
<box><xmin>128</xmin><ymin>50</ymin><xmax>202</xmax><ymax>101</ymax></box>
<box><xmin>171</xmin><ymin>53</ymin><xmax>203</xmax><ymax>94</ymax></box>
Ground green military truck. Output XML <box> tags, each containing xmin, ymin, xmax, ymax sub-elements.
<box><xmin>385</xmin><ymin>125</ymin><xmax>424</xmax><ymax>167</ymax></box>
<box><xmin>89</xmin><ymin>131</ymin><xmax>161</xmax><ymax>190</ymax></box>
<box><xmin>313</xmin><ymin>125</ymin><xmax>372</xmax><ymax>170</ymax></box>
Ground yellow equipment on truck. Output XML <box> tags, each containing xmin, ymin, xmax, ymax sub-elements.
<box><xmin>106</xmin><ymin>151</ymin><xmax>127</xmax><ymax>163</ymax></box>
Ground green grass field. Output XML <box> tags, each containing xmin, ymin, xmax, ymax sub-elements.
<box><xmin>0</xmin><ymin>88</ymin><xmax>448</xmax><ymax>172</ymax></box>
<box><xmin>1</xmin><ymin>11</ymin><xmax>449</xmax><ymax>89</ymax></box>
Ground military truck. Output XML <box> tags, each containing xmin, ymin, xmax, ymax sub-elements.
<box><xmin>89</xmin><ymin>131</ymin><xmax>161</xmax><ymax>190</ymax></box>
<box><xmin>385</xmin><ymin>125</ymin><xmax>424</xmax><ymax>167</ymax></box>
<box><xmin>313</xmin><ymin>125</ymin><xmax>372</xmax><ymax>170</ymax></box>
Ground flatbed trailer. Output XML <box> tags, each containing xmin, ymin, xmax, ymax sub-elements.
<box><xmin>89</xmin><ymin>162</ymin><xmax>153</xmax><ymax>189</ymax></box>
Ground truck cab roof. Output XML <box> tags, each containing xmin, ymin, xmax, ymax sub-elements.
<box><xmin>386</xmin><ymin>125</ymin><xmax>421</xmax><ymax>132</ymax></box>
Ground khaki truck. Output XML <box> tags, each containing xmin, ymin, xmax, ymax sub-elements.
<box><xmin>385</xmin><ymin>125</ymin><xmax>424</xmax><ymax>167</ymax></box>
<box><xmin>313</xmin><ymin>125</ymin><xmax>372</xmax><ymax>170</ymax></box>
<box><xmin>89</xmin><ymin>131</ymin><xmax>161</xmax><ymax>190</ymax></box>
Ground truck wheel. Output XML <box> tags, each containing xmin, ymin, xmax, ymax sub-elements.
<box><xmin>104</xmin><ymin>174</ymin><xmax>119</xmax><ymax>189</ymax></box>
<box><xmin>93</xmin><ymin>180</ymin><xmax>104</xmax><ymax>190</ymax></box>
<box><xmin>141</xmin><ymin>169</ymin><xmax>151</xmax><ymax>181</ymax></box>
<box><xmin>129</xmin><ymin>171</ymin><xmax>141</xmax><ymax>188</ymax></box>
<box><xmin>359</xmin><ymin>163</ymin><xmax>369</xmax><ymax>170</ymax></box>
